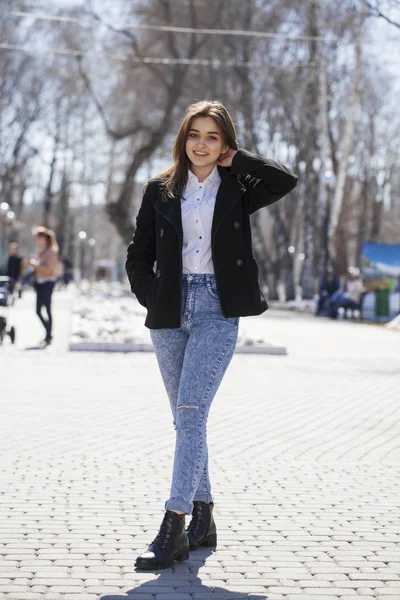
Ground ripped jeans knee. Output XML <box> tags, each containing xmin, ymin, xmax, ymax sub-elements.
<box><xmin>175</xmin><ymin>402</ymin><xmax>202</xmax><ymax>432</ymax></box>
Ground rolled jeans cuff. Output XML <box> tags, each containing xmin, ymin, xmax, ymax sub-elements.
<box><xmin>193</xmin><ymin>493</ymin><xmax>213</xmax><ymax>503</ymax></box>
<box><xmin>165</xmin><ymin>496</ymin><xmax>193</xmax><ymax>515</ymax></box>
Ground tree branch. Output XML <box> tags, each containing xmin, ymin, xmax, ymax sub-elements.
<box><xmin>367</xmin><ymin>1</ymin><xmax>400</xmax><ymax>28</ymax></box>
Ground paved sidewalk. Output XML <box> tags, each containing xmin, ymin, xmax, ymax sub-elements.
<box><xmin>1</xmin><ymin>290</ymin><xmax>400</xmax><ymax>600</ymax></box>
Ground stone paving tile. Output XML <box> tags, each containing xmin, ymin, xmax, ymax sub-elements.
<box><xmin>1</xmin><ymin>291</ymin><xmax>400</xmax><ymax>599</ymax></box>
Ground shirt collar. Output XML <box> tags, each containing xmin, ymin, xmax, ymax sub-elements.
<box><xmin>187</xmin><ymin>164</ymin><xmax>221</xmax><ymax>189</ymax></box>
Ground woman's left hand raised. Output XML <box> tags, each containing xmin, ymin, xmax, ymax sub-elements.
<box><xmin>217</xmin><ymin>148</ymin><xmax>238</xmax><ymax>167</ymax></box>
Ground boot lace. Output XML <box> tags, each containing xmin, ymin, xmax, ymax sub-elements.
<box><xmin>187</xmin><ymin>503</ymin><xmax>203</xmax><ymax>536</ymax></box>
<box><xmin>152</xmin><ymin>513</ymin><xmax>174</xmax><ymax>551</ymax></box>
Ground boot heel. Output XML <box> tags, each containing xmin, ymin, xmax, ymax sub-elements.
<box><xmin>175</xmin><ymin>546</ymin><xmax>190</xmax><ymax>561</ymax></box>
<box><xmin>202</xmin><ymin>533</ymin><xmax>217</xmax><ymax>547</ymax></box>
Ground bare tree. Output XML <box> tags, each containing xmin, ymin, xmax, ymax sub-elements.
<box><xmin>76</xmin><ymin>0</ymin><xmax>224</xmax><ymax>243</ymax></box>
<box><xmin>328</xmin><ymin>0</ymin><xmax>368</xmax><ymax>265</ymax></box>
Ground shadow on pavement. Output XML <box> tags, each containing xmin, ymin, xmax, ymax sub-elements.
<box><xmin>100</xmin><ymin>551</ymin><xmax>267</xmax><ymax>599</ymax></box>
<box><xmin>23</xmin><ymin>345</ymin><xmax>46</xmax><ymax>351</ymax></box>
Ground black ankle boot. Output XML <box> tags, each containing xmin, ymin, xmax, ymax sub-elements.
<box><xmin>135</xmin><ymin>510</ymin><xmax>189</xmax><ymax>570</ymax></box>
<box><xmin>186</xmin><ymin>501</ymin><xmax>217</xmax><ymax>550</ymax></box>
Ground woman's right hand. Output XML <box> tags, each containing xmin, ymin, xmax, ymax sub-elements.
<box><xmin>217</xmin><ymin>148</ymin><xmax>238</xmax><ymax>167</ymax></box>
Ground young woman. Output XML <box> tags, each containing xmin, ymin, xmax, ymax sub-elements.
<box><xmin>126</xmin><ymin>100</ymin><xmax>298</xmax><ymax>570</ymax></box>
<box><xmin>26</xmin><ymin>227</ymin><xmax>59</xmax><ymax>346</ymax></box>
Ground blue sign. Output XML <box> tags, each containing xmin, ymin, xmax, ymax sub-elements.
<box><xmin>361</xmin><ymin>243</ymin><xmax>400</xmax><ymax>278</ymax></box>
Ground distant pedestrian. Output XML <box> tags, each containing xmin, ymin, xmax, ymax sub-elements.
<box><xmin>126</xmin><ymin>99</ymin><xmax>298</xmax><ymax>570</ymax></box>
<box><xmin>316</xmin><ymin>272</ymin><xmax>340</xmax><ymax>316</ymax></box>
<box><xmin>329</xmin><ymin>274</ymin><xmax>366</xmax><ymax>319</ymax></box>
<box><xmin>25</xmin><ymin>227</ymin><xmax>59</xmax><ymax>346</ymax></box>
<box><xmin>6</xmin><ymin>241</ymin><xmax>23</xmax><ymax>294</ymax></box>
<box><xmin>62</xmin><ymin>257</ymin><xmax>73</xmax><ymax>286</ymax></box>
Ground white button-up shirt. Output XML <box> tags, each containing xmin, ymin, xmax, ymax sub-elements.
<box><xmin>181</xmin><ymin>165</ymin><xmax>221</xmax><ymax>274</ymax></box>
<box><xmin>181</xmin><ymin>165</ymin><xmax>221</xmax><ymax>273</ymax></box>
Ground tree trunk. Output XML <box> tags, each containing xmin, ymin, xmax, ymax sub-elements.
<box><xmin>234</xmin><ymin>23</ymin><xmax>295</xmax><ymax>300</ymax></box>
<box><xmin>356</xmin><ymin>176</ymin><xmax>370</xmax><ymax>264</ymax></box>
<box><xmin>55</xmin><ymin>173</ymin><xmax>70</xmax><ymax>256</ymax></box>
<box><xmin>105</xmin><ymin>66</ymin><xmax>188</xmax><ymax>244</ymax></box>
<box><xmin>328</xmin><ymin>0</ymin><xmax>367</xmax><ymax>261</ymax></box>
<box><xmin>300</xmin><ymin>0</ymin><xmax>320</xmax><ymax>299</ymax></box>
<box><xmin>250</xmin><ymin>211</ymin><xmax>275</xmax><ymax>296</ymax></box>
<box><xmin>43</xmin><ymin>136</ymin><xmax>59</xmax><ymax>227</ymax></box>
<box><xmin>316</xmin><ymin>1</ymin><xmax>333</xmax><ymax>282</ymax></box>
<box><xmin>270</xmin><ymin>203</ymin><xmax>295</xmax><ymax>300</ymax></box>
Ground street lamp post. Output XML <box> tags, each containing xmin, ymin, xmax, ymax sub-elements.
<box><xmin>0</xmin><ymin>202</ymin><xmax>12</xmax><ymax>269</ymax></box>
<box><xmin>288</xmin><ymin>245</ymin><xmax>308</xmax><ymax>299</ymax></box>
<box><xmin>88</xmin><ymin>238</ymin><xmax>96</xmax><ymax>281</ymax></box>
<box><xmin>78</xmin><ymin>230</ymin><xmax>87</xmax><ymax>280</ymax></box>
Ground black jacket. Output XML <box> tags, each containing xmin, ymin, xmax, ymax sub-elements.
<box><xmin>7</xmin><ymin>255</ymin><xmax>23</xmax><ymax>281</ymax></box>
<box><xmin>126</xmin><ymin>149</ymin><xmax>298</xmax><ymax>329</ymax></box>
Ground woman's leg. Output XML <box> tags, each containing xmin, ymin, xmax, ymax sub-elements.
<box><xmin>35</xmin><ymin>284</ymin><xmax>47</xmax><ymax>334</ymax></box>
<box><xmin>150</xmin><ymin>325</ymin><xmax>213</xmax><ymax>504</ymax></box>
<box><xmin>165</xmin><ymin>277</ymin><xmax>239</xmax><ymax>515</ymax></box>
<box><xmin>136</xmin><ymin>304</ymin><xmax>192</xmax><ymax>569</ymax></box>
<box><xmin>150</xmin><ymin>279</ymin><xmax>214</xmax><ymax>508</ymax></box>
<box><xmin>193</xmin><ymin>446</ymin><xmax>212</xmax><ymax>503</ymax></box>
<box><xmin>41</xmin><ymin>282</ymin><xmax>55</xmax><ymax>339</ymax></box>
<box><xmin>150</xmin><ymin>326</ymin><xmax>188</xmax><ymax>427</ymax></box>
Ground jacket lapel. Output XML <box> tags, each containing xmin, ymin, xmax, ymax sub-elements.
<box><xmin>154</xmin><ymin>191</ymin><xmax>183</xmax><ymax>242</ymax></box>
<box><xmin>211</xmin><ymin>166</ymin><xmax>246</xmax><ymax>239</ymax></box>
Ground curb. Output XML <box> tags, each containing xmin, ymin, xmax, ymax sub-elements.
<box><xmin>69</xmin><ymin>342</ymin><xmax>287</xmax><ymax>355</ymax></box>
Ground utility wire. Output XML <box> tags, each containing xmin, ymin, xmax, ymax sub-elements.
<box><xmin>2</xmin><ymin>10</ymin><xmax>327</xmax><ymax>42</ymax></box>
<box><xmin>1</xmin><ymin>42</ymin><xmax>399</xmax><ymax>68</ymax></box>
<box><xmin>0</xmin><ymin>42</ymin><xmax>313</xmax><ymax>67</ymax></box>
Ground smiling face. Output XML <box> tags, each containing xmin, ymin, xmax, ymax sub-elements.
<box><xmin>185</xmin><ymin>116</ymin><xmax>229</xmax><ymax>174</ymax></box>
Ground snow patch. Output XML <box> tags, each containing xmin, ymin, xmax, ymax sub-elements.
<box><xmin>69</xmin><ymin>283</ymin><xmax>286</xmax><ymax>353</ymax></box>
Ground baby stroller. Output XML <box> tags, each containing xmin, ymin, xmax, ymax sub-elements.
<box><xmin>0</xmin><ymin>276</ymin><xmax>16</xmax><ymax>345</ymax></box>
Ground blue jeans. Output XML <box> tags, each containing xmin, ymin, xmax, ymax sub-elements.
<box><xmin>150</xmin><ymin>273</ymin><xmax>239</xmax><ymax>514</ymax></box>
<box><xmin>329</xmin><ymin>291</ymin><xmax>358</xmax><ymax>319</ymax></box>
<box><xmin>35</xmin><ymin>281</ymin><xmax>55</xmax><ymax>339</ymax></box>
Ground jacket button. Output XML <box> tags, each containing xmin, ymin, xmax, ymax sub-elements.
<box><xmin>233</xmin><ymin>221</ymin><xmax>240</xmax><ymax>229</ymax></box>
<box><xmin>236</xmin><ymin>258</ymin><xmax>243</xmax><ymax>267</ymax></box>
<box><xmin>159</xmin><ymin>228</ymin><xmax>164</xmax><ymax>237</ymax></box>
<box><xmin>155</xmin><ymin>269</ymin><xmax>161</xmax><ymax>278</ymax></box>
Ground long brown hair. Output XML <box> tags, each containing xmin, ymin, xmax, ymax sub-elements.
<box><xmin>158</xmin><ymin>100</ymin><xmax>239</xmax><ymax>199</ymax></box>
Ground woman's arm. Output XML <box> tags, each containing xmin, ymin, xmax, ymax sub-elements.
<box><xmin>230</xmin><ymin>148</ymin><xmax>298</xmax><ymax>214</ymax></box>
<box><xmin>126</xmin><ymin>182</ymin><xmax>157</xmax><ymax>308</ymax></box>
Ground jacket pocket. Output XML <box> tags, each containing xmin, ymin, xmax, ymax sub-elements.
<box><xmin>144</xmin><ymin>277</ymin><xmax>155</xmax><ymax>309</ymax></box>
